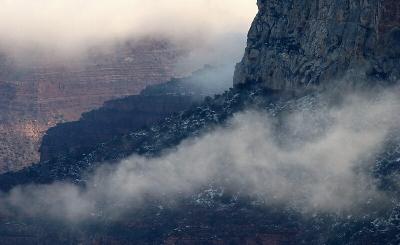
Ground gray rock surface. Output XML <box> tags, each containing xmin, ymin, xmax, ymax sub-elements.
<box><xmin>234</xmin><ymin>0</ymin><xmax>400</xmax><ymax>90</ymax></box>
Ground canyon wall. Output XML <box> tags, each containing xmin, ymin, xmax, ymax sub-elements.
<box><xmin>0</xmin><ymin>1</ymin><xmax>400</xmax><ymax>244</ymax></box>
<box><xmin>39</xmin><ymin>66</ymin><xmax>230</xmax><ymax>163</ymax></box>
<box><xmin>0</xmin><ymin>39</ymin><xmax>185</xmax><ymax>172</ymax></box>
<box><xmin>234</xmin><ymin>0</ymin><xmax>400</xmax><ymax>89</ymax></box>
<box><xmin>39</xmin><ymin>95</ymin><xmax>196</xmax><ymax>163</ymax></box>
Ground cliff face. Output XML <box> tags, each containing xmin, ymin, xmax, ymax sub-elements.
<box><xmin>0</xmin><ymin>39</ymin><xmax>185</xmax><ymax>172</ymax></box>
<box><xmin>33</xmin><ymin>40</ymin><xmax>185</xmax><ymax>121</ymax></box>
<box><xmin>1</xmin><ymin>40</ymin><xmax>184</xmax><ymax>123</ymax></box>
<box><xmin>234</xmin><ymin>0</ymin><xmax>400</xmax><ymax>89</ymax></box>
<box><xmin>39</xmin><ymin>65</ymin><xmax>230</xmax><ymax>163</ymax></box>
<box><xmin>39</xmin><ymin>96</ymin><xmax>196</xmax><ymax>162</ymax></box>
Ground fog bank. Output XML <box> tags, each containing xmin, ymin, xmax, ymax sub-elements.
<box><xmin>1</xmin><ymin>89</ymin><xmax>399</xmax><ymax>222</ymax></box>
<box><xmin>0</xmin><ymin>0</ymin><xmax>257</xmax><ymax>66</ymax></box>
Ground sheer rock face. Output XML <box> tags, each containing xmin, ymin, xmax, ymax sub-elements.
<box><xmin>234</xmin><ymin>0</ymin><xmax>400</xmax><ymax>90</ymax></box>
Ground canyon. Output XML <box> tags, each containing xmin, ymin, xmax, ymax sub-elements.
<box><xmin>0</xmin><ymin>0</ymin><xmax>399</xmax><ymax>244</ymax></box>
<box><xmin>0</xmin><ymin>39</ymin><xmax>186</xmax><ymax>172</ymax></box>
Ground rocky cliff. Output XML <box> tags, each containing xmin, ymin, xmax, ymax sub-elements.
<box><xmin>39</xmin><ymin>95</ymin><xmax>195</xmax><ymax>163</ymax></box>
<box><xmin>234</xmin><ymin>0</ymin><xmax>400</xmax><ymax>89</ymax></box>
<box><xmin>0</xmin><ymin>39</ymin><xmax>185</xmax><ymax>172</ymax></box>
<box><xmin>38</xmin><ymin>65</ymin><xmax>231</xmax><ymax>163</ymax></box>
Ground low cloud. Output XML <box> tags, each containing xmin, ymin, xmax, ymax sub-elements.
<box><xmin>0</xmin><ymin>0</ymin><xmax>256</xmax><ymax>66</ymax></box>
<box><xmin>1</xmin><ymin>89</ymin><xmax>399</xmax><ymax>222</ymax></box>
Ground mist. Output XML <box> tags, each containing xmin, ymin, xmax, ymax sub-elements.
<box><xmin>1</xmin><ymin>88</ymin><xmax>399</xmax><ymax>223</ymax></box>
<box><xmin>0</xmin><ymin>0</ymin><xmax>257</xmax><ymax>68</ymax></box>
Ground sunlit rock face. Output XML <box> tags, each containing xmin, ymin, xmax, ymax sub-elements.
<box><xmin>0</xmin><ymin>39</ymin><xmax>185</xmax><ymax>173</ymax></box>
<box><xmin>234</xmin><ymin>0</ymin><xmax>400</xmax><ymax>89</ymax></box>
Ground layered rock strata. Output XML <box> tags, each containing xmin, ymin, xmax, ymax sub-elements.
<box><xmin>0</xmin><ymin>40</ymin><xmax>185</xmax><ymax>172</ymax></box>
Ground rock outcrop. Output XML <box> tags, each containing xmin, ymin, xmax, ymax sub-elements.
<box><xmin>234</xmin><ymin>0</ymin><xmax>400</xmax><ymax>89</ymax></box>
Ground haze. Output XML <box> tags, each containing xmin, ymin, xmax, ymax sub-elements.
<box><xmin>0</xmin><ymin>0</ymin><xmax>257</xmax><ymax>61</ymax></box>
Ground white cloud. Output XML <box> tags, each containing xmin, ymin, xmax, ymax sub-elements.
<box><xmin>0</xmin><ymin>0</ymin><xmax>257</xmax><ymax>57</ymax></box>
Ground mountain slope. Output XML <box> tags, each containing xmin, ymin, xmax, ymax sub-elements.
<box><xmin>0</xmin><ymin>84</ymin><xmax>399</xmax><ymax>244</ymax></box>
